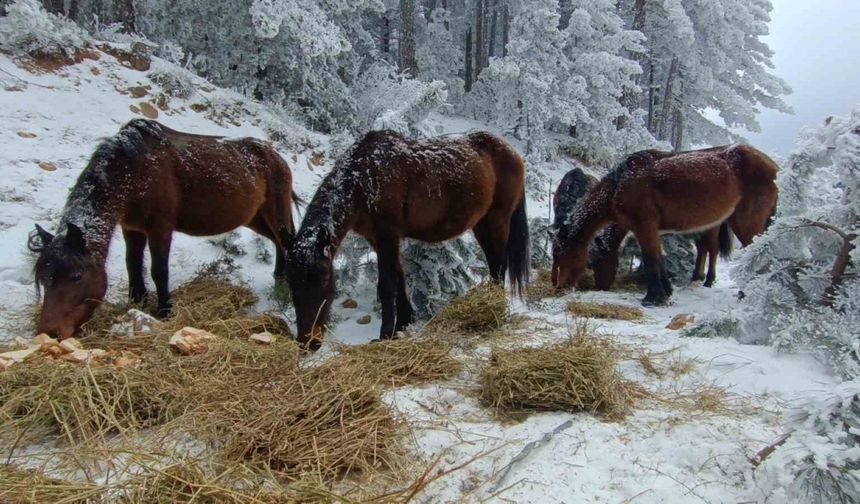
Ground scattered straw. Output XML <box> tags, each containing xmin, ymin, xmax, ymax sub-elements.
<box><xmin>566</xmin><ymin>301</ymin><xmax>642</xmax><ymax>321</ymax></box>
<box><xmin>526</xmin><ymin>270</ymin><xmax>563</xmax><ymax>303</ymax></box>
<box><xmin>429</xmin><ymin>283</ymin><xmax>509</xmax><ymax>333</ymax></box>
<box><xmin>333</xmin><ymin>337</ymin><xmax>462</xmax><ymax>386</ymax></box>
<box><xmin>480</xmin><ymin>335</ymin><xmax>635</xmax><ymax>420</ymax></box>
<box><xmin>0</xmin><ymin>464</ymin><xmax>104</xmax><ymax>503</ymax></box>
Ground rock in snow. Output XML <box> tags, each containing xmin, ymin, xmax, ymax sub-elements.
<box><xmin>169</xmin><ymin>327</ymin><xmax>217</xmax><ymax>355</ymax></box>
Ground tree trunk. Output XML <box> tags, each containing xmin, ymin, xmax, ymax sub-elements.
<box><xmin>631</xmin><ymin>0</ymin><xmax>647</xmax><ymax>32</ymax></box>
<box><xmin>42</xmin><ymin>0</ymin><xmax>64</xmax><ymax>15</ymax></box>
<box><xmin>116</xmin><ymin>0</ymin><xmax>136</xmax><ymax>32</ymax></box>
<box><xmin>426</xmin><ymin>0</ymin><xmax>437</xmax><ymax>21</ymax></box>
<box><xmin>68</xmin><ymin>0</ymin><xmax>80</xmax><ymax>21</ymax></box>
<box><xmin>646</xmin><ymin>60</ymin><xmax>656</xmax><ymax>133</ymax></box>
<box><xmin>824</xmin><ymin>232</ymin><xmax>857</xmax><ymax>306</ymax></box>
<box><xmin>658</xmin><ymin>57</ymin><xmax>679</xmax><ymax>141</ymax></box>
<box><xmin>559</xmin><ymin>0</ymin><xmax>572</xmax><ymax>30</ymax></box>
<box><xmin>475</xmin><ymin>0</ymin><xmax>484</xmax><ymax>78</ymax></box>
<box><xmin>382</xmin><ymin>14</ymin><xmax>390</xmax><ymax>54</ymax></box>
<box><xmin>465</xmin><ymin>26</ymin><xmax>473</xmax><ymax>92</ymax></box>
<box><xmin>488</xmin><ymin>0</ymin><xmax>497</xmax><ymax>59</ymax></box>
<box><xmin>617</xmin><ymin>0</ymin><xmax>649</xmax><ymax>127</ymax></box>
<box><xmin>673</xmin><ymin>106</ymin><xmax>684</xmax><ymax>151</ymax></box>
<box><xmin>502</xmin><ymin>4</ymin><xmax>509</xmax><ymax>57</ymax></box>
<box><xmin>399</xmin><ymin>0</ymin><xmax>418</xmax><ymax>77</ymax></box>
<box><xmin>442</xmin><ymin>0</ymin><xmax>449</xmax><ymax>29</ymax></box>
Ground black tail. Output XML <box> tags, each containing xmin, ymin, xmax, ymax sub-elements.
<box><xmin>507</xmin><ymin>190</ymin><xmax>530</xmax><ymax>297</ymax></box>
<box><xmin>718</xmin><ymin>221</ymin><xmax>733</xmax><ymax>259</ymax></box>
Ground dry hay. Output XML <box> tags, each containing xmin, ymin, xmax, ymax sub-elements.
<box><xmin>0</xmin><ymin>355</ymin><xmax>181</xmax><ymax>446</ymax></box>
<box><xmin>169</xmin><ymin>278</ymin><xmax>258</xmax><ymax>330</ymax></box>
<box><xmin>0</xmin><ymin>464</ymin><xmax>104</xmax><ymax>503</ymax></box>
<box><xmin>480</xmin><ymin>335</ymin><xmax>636</xmax><ymax>420</ymax></box>
<box><xmin>191</xmin><ymin>361</ymin><xmax>402</xmax><ymax>478</ymax></box>
<box><xmin>429</xmin><ymin>283</ymin><xmax>509</xmax><ymax>333</ymax></box>
<box><xmin>526</xmin><ymin>270</ymin><xmax>563</xmax><ymax>303</ymax></box>
<box><xmin>332</xmin><ymin>337</ymin><xmax>462</xmax><ymax>386</ymax></box>
<box><xmin>566</xmin><ymin>301</ymin><xmax>643</xmax><ymax>321</ymax></box>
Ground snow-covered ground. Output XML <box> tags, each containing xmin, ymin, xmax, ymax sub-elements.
<box><xmin>0</xmin><ymin>48</ymin><xmax>837</xmax><ymax>503</ymax></box>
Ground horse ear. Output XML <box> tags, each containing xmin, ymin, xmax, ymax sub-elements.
<box><xmin>323</xmin><ymin>245</ymin><xmax>336</xmax><ymax>260</ymax></box>
<box><xmin>29</xmin><ymin>224</ymin><xmax>55</xmax><ymax>252</ymax></box>
<box><xmin>65</xmin><ymin>223</ymin><xmax>86</xmax><ymax>252</ymax></box>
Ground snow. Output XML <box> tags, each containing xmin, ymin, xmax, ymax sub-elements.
<box><xmin>0</xmin><ymin>48</ymin><xmax>839</xmax><ymax>502</ymax></box>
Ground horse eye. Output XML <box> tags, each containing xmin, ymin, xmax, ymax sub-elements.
<box><xmin>70</xmin><ymin>272</ymin><xmax>83</xmax><ymax>283</ymax></box>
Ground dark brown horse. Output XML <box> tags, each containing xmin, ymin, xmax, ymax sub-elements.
<box><xmin>552</xmin><ymin>167</ymin><xmax>732</xmax><ymax>290</ymax></box>
<box><xmin>28</xmin><ymin>119</ymin><xmax>298</xmax><ymax>339</ymax></box>
<box><xmin>285</xmin><ymin>130</ymin><xmax>529</xmax><ymax>350</ymax></box>
<box><xmin>552</xmin><ymin>145</ymin><xmax>778</xmax><ymax>305</ymax></box>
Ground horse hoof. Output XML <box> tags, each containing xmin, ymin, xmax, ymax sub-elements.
<box><xmin>155</xmin><ymin>305</ymin><xmax>173</xmax><ymax>319</ymax></box>
<box><xmin>704</xmin><ymin>281</ymin><xmax>715</xmax><ymax>288</ymax></box>
<box><xmin>641</xmin><ymin>297</ymin><xmax>670</xmax><ymax>307</ymax></box>
<box><xmin>131</xmin><ymin>292</ymin><xmax>149</xmax><ymax>305</ymax></box>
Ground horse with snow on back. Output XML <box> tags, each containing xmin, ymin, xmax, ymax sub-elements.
<box><xmin>29</xmin><ymin>119</ymin><xmax>298</xmax><ymax>339</ymax></box>
<box><xmin>551</xmin><ymin>145</ymin><xmax>778</xmax><ymax>306</ymax></box>
<box><xmin>285</xmin><ymin>130</ymin><xmax>529</xmax><ymax>350</ymax></box>
<box><xmin>552</xmin><ymin>166</ymin><xmax>732</xmax><ymax>290</ymax></box>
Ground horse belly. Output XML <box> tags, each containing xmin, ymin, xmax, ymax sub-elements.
<box><xmin>174</xmin><ymin>167</ymin><xmax>264</xmax><ymax>236</ymax></box>
<box><xmin>655</xmin><ymin>176</ymin><xmax>741</xmax><ymax>233</ymax></box>
<box><xmin>404</xmin><ymin>172</ymin><xmax>494</xmax><ymax>242</ymax></box>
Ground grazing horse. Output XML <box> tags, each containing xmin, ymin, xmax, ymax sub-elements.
<box><xmin>285</xmin><ymin>130</ymin><xmax>529</xmax><ymax>350</ymax></box>
<box><xmin>551</xmin><ymin>145</ymin><xmax>778</xmax><ymax>306</ymax></box>
<box><xmin>552</xmin><ymin>168</ymin><xmax>732</xmax><ymax>290</ymax></box>
<box><xmin>28</xmin><ymin>119</ymin><xmax>298</xmax><ymax>339</ymax></box>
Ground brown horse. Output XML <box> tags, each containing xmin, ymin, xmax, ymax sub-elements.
<box><xmin>552</xmin><ymin>167</ymin><xmax>732</xmax><ymax>290</ymax></box>
<box><xmin>551</xmin><ymin>145</ymin><xmax>777</xmax><ymax>305</ymax></box>
<box><xmin>28</xmin><ymin>119</ymin><xmax>298</xmax><ymax>339</ymax></box>
<box><xmin>285</xmin><ymin>130</ymin><xmax>529</xmax><ymax>350</ymax></box>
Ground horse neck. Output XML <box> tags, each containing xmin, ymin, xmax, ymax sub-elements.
<box><xmin>60</xmin><ymin>172</ymin><xmax>125</xmax><ymax>261</ymax></box>
<box><xmin>565</xmin><ymin>182</ymin><xmax>614</xmax><ymax>249</ymax></box>
<box><xmin>298</xmin><ymin>170</ymin><xmax>357</xmax><ymax>259</ymax></box>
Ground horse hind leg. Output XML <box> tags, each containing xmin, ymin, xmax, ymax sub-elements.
<box><xmin>394</xmin><ymin>265</ymin><xmax>414</xmax><ymax>333</ymax></box>
<box><xmin>473</xmin><ymin>209</ymin><xmax>511</xmax><ymax>284</ymax></box>
<box><xmin>123</xmin><ymin>228</ymin><xmax>148</xmax><ymax>304</ymax></box>
<box><xmin>247</xmin><ymin>216</ymin><xmax>287</xmax><ymax>282</ymax></box>
<box><xmin>375</xmin><ymin>231</ymin><xmax>404</xmax><ymax>340</ymax></box>
<box><xmin>691</xmin><ymin>237</ymin><xmax>707</xmax><ymax>283</ymax></box>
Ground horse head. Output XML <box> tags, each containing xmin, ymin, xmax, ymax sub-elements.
<box><xmin>285</xmin><ymin>235</ymin><xmax>336</xmax><ymax>351</ymax></box>
<box><xmin>29</xmin><ymin>222</ymin><xmax>108</xmax><ymax>339</ymax></box>
<box><xmin>551</xmin><ymin>231</ymin><xmax>589</xmax><ymax>289</ymax></box>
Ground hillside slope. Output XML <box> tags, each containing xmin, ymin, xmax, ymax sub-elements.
<box><xmin>0</xmin><ymin>44</ymin><xmax>837</xmax><ymax>503</ymax></box>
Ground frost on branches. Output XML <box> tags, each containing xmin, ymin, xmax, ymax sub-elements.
<box><xmin>754</xmin><ymin>380</ymin><xmax>860</xmax><ymax>504</ymax></box>
<box><xmin>0</xmin><ymin>0</ymin><xmax>90</xmax><ymax>59</ymax></box>
<box><xmin>733</xmin><ymin>107</ymin><xmax>860</xmax><ymax>377</ymax></box>
<box><xmin>402</xmin><ymin>238</ymin><xmax>480</xmax><ymax>319</ymax></box>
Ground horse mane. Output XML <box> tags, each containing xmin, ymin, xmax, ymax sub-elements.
<box><xmin>293</xmin><ymin>148</ymin><xmax>361</xmax><ymax>262</ymax></box>
<box><xmin>553</xmin><ymin>168</ymin><xmax>595</xmax><ymax>230</ymax></box>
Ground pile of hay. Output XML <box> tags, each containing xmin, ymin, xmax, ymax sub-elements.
<box><xmin>566</xmin><ymin>301</ymin><xmax>643</xmax><ymax>321</ymax></box>
<box><xmin>192</xmin><ymin>362</ymin><xmax>402</xmax><ymax>478</ymax></box>
<box><xmin>0</xmin><ymin>356</ymin><xmax>180</xmax><ymax>445</ymax></box>
<box><xmin>429</xmin><ymin>283</ymin><xmax>509</xmax><ymax>333</ymax></box>
<box><xmin>480</xmin><ymin>335</ymin><xmax>635</xmax><ymax>420</ymax></box>
<box><xmin>333</xmin><ymin>337</ymin><xmax>462</xmax><ymax>386</ymax></box>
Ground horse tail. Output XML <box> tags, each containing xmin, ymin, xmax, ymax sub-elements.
<box><xmin>718</xmin><ymin>221</ymin><xmax>733</xmax><ymax>259</ymax></box>
<box><xmin>291</xmin><ymin>190</ymin><xmax>304</xmax><ymax>223</ymax></box>
<box><xmin>507</xmin><ymin>189</ymin><xmax>530</xmax><ymax>297</ymax></box>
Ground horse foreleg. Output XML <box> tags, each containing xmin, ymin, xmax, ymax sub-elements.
<box><xmin>123</xmin><ymin>228</ymin><xmax>148</xmax><ymax>304</ymax></box>
<box><xmin>148</xmin><ymin>231</ymin><xmax>173</xmax><ymax>318</ymax></box>
<box><xmin>375</xmin><ymin>233</ymin><xmax>401</xmax><ymax>339</ymax></box>
<box><xmin>247</xmin><ymin>217</ymin><xmax>288</xmax><ymax>283</ymax></box>
<box><xmin>632</xmin><ymin>226</ymin><xmax>671</xmax><ymax>306</ymax></box>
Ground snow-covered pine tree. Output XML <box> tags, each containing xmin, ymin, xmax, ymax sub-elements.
<box><xmin>733</xmin><ymin>107</ymin><xmax>860</xmax><ymax>375</ymax></box>
<box><xmin>401</xmin><ymin>237</ymin><xmax>480</xmax><ymax>319</ymax></box>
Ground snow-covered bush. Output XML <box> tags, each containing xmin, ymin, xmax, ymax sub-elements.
<box><xmin>353</xmin><ymin>62</ymin><xmax>448</xmax><ymax>137</ymax></box>
<box><xmin>0</xmin><ymin>0</ymin><xmax>90</xmax><ymax>58</ymax></box>
<box><xmin>754</xmin><ymin>380</ymin><xmax>860</xmax><ymax>503</ymax></box>
<box><xmin>733</xmin><ymin>107</ymin><xmax>860</xmax><ymax>377</ymax></box>
<box><xmin>402</xmin><ymin>238</ymin><xmax>480</xmax><ymax>319</ymax></box>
